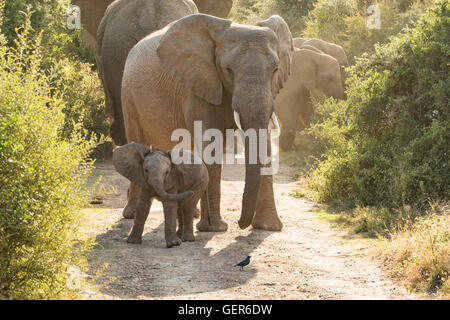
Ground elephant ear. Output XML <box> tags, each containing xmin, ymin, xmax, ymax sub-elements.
<box><xmin>157</xmin><ymin>14</ymin><xmax>232</xmax><ymax>106</ymax></box>
<box><xmin>113</xmin><ymin>142</ymin><xmax>152</xmax><ymax>189</ymax></box>
<box><xmin>257</xmin><ymin>15</ymin><xmax>294</xmax><ymax>96</ymax></box>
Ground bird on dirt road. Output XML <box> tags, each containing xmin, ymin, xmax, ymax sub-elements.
<box><xmin>234</xmin><ymin>256</ymin><xmax>251</xmax><ymax>270</ymax></box>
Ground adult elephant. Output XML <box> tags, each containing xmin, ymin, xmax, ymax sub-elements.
<box><xmin>72</xmin><ymin>0</ymin><xmax>233</xmax><ymax>64</ymax></box>
<box><xmin>97</xmin><ymin>0</ymin><xmax>199</xmax><ymax>146</ymax></box>
<box><xmin>276</xmin><ymin>47</ymin><xmax>345</xmax><ymax>151</ymax></box>
<box><xmin>85</xmin><ymin>0</ymin><xmax>234</xmax><ymax>146</ymax></box>
<box><xmin>70</xmin><ymin>0</ymin><xmax>114</xmax><ymax>99</ymax></box>
<box><xmin>121</xmin><ymin>14</ymin><xmax>294</xmax><ymax>231</ymax></box>
<box><xmin>294</xmin><ymin>37</ymin><xmax>349</xmax><ymax>89</ymax></box>
<box><xmin>276</xmin><ymin>37</ymin><xmax>349</xmax><ymax>151</ymax></box>
<box><xmin>71</xmin><ymin>0</ymin><xmax>114</xmax><ymax>60</ymax></box>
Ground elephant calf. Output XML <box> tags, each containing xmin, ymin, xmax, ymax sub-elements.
<box><xmin>113</xmin><ymin>143</ymin><xmax>208</xmax><ymax>248</ymax></box>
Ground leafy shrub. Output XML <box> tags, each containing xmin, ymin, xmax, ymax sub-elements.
<box><xmin>2</xmin><ymin>0</ymin><xmax>94</xmax><ymax>64</ymax></box>
<box><xmin>303</xmin><ymin>0</ymin><xmax>434</xmax><ymax>63</ymax></box>
<box><xmin>0</xmin><ymin>8</ymin><xmax>95</xmax><ymax>299</ymax></box>
<box><xmin>51</xmin><ymin>59</ymin><xmax>110</xmax><ymax>148</ymax></box>
<box><xmin>308</xmin><ymin>1</ymin><xmax>449</xmax><ymax>208</ymax></box>
<box><xmin>230</xmin><ymin>0</ymin><xmax>317</xmax><ymax>35</ymax></box>
<box><xmin>382</xmin><ymin>204</ymin><xmax>449</xmax><ymax>297</ymax></box>
<box><xmin>2</xmin><ymin>1</ymin><xmax>110</xmax><ymax>156</ymax></box>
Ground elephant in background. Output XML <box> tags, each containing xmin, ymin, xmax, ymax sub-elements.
<box><xmin>75</xmin><ymin>0</ymin><xmax>234</xmax><ymax>146</ymax></box>
<box><xmin>72</xmin><ymin>0</ymin><xmax>233</xmax><ymax>63</ymax></box>
<box><xmin>71</xmin><ymin>0</ymin><xmax>114</xmax><ymax>60</ymax></box>
<box><xmin>294</xmin><ymin>37</ymin><xmax>349</xmax><ymax>89</ymax></box>
<box><xmin>276</xmin><ymin>47</ymin><xmax>346</xmax><ymax>151</ymax></box>
<box><xmin>113</xmin><ymin>143</ymin><xmax>209</xmax><ymax>247</ymax></box>
<box><xmin>275</xmin><ymin>37</ymin><xmax>349</xmax><ymax>151</ymax></box>
<box><xmin>121</xmin><ymin>14</ymin><xmax>294</xmax><ymax>231</ymax></box>
<box><xmin>97</xmin><ymin>0</ymin><xmax>199</xmax><ymax>146</ymax></box>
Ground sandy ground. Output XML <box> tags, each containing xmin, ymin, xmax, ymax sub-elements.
<box><xmin>80</xmin><ymin>154</ymin><xmax>419</xmax><ymax>300</ymax></box>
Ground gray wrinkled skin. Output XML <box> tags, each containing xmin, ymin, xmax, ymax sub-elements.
<box><xmin>113</xmin><ymin>143</ymin><xmax>208</xmax><ymax>247</ymax></box>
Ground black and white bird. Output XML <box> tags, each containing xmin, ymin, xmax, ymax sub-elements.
<box><xmin>234</xmin><ymin>256</ymin><xmax>251</xmax><ymax>270</ymax></box>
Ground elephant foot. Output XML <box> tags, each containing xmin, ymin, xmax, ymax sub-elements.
<box><xmin>252</xmin><ymin>213</ymin><xmax>283</xmax><ymax>231</ymax></box>
<box><xmin>127</xmin><ymin>232</ymin><xmax>142</xmax><ymax>244</ymax></box>
<box><xmin>181</xmin><ymin>233</ymin><xmax>195</xmax><ymax>242</ymax></box>
<box><xmin>196</xmin><ymin>217</ymin><xmax>228</xmax><ymax>232</ymax></box>
<box><xmin>166</xmin><ymin>236</ymin><xmax>182</xmax><ymax>248</ymax></box>
<box><xmin>122</xmin><ymin>202</ymin><xmax>137</xmax><ymax>219</ymax></box>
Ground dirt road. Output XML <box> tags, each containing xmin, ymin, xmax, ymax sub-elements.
<box><xmin>81</xmin><ymin>155</ymin><xmax>417</xmax><ymax>299</ymax></box>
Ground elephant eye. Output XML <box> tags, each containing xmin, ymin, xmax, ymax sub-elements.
<box><xmin>226</xmin><ymin>67</ymin><xmax>233</xmax><ymax>75</ymax></box>
<box><xmin>273</xmin><ymin>67</ymin><xmax>279</xmax><ymax>74</ymax></box>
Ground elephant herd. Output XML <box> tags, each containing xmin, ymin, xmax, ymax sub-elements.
<box><xmin>72</xmin><ymin>0</ymin><xmax>348</xmax><ymax>238</ymax></box>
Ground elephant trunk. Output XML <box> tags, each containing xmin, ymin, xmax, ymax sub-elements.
<box><xmin>233</xmin><ymin>88</ymin><xmax>273</xmax><ymax>229</ymax></box>
<box><xmin>239</xmin><ymin>143</ymin><xmax>263</xmax><ymax>229</ymax></box>
<box><xmin>148</xmin><ymin>176</ymin><xmax>193</xmax><ymax>201</ymax></box>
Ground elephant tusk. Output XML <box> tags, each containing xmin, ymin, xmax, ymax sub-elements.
<box><xmin>270</xmin><ymin>112</ymin><xmax>280</xmax><ymax>131</ymax></box>
<box><xmin>234</xmin><ymin>111</ymin><xmax>243</xmax><ymax>131</ymax></box>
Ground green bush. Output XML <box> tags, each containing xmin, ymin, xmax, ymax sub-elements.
<box><xmin>2</xmin><ymin>0</ymin><xmax>94</xmax><ymax>64</ymax></box>
<box><xmin>303</xmin><ymin>0</ymin><xmax>434</xmax><ymax>63</ymax></box>
<box><xmin>229</xmin><ymin>0</ymin><xmax>316</xmax><ymax>35</ymax></box>
<box><xmin>0</xmin><ymin>8</ymin><xmax>95</xmax><ymax>299</ymax></box>
<box><xmin>51</xmin><ymin>59</ymin><xmax>109</xmax><ymax>144</ymax></box>
<box><xmin>2</xmin><ymin>1</ymin><xmax>110</xmax><ymax>155</ymax></box>
<box><xmin>308</xmin><ymin>1</ymin><xmax>449</xmax><ymax>209</ymax></box>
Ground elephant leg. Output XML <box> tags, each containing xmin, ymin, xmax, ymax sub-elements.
<box><xmin>252</xmin><ymin>130</ymin><xmax>282</xmax><ymax>231</ymax></box>
<box><xmin>176</xmin><ymin>207</ymin><xmax>184</xmax><ymax>238</ymax></box>
<box><xmin>109</xmin><ymin>97</ymin><xmax>127</xmax><ymax>146</ymax></box>
<box><xmin>127</xmin><ymin>191</ymin><xmax>152</xmax><ymax>244</ymax></box>
<box><xmin>163</xmin><ymin>200</ymin><xmax>182</xmax><ymax>248</ymax></box>
<box><xmin>183</xmin><ymin>97</ymin><xmax>228</xmax><ymax>232</ymax></box>
<box><xmin>252</xmin><ymin>175</ymin><xmax>282</xmax><ymax>231</ymax></box>
<box><xmin>299</xmin><ymin>98</ymin><xmax>314</xmax><ymax>131</ymax></box>
<box><xmin>196</xmin><ymin>164</ymin><xmax>228</xmax><ymax>232</ymax></box>
<box><xmin>121</xmin><ymin>91</ymin><xmax>144</xmax><ymax>219</ymax></box>
<box><xmin>123</xmin><ymin>182</ymin><xmax>141</xmax><ymax>219</ymax></box>
<box><xmin>181</xmin><ymin>206</ymin><xmax>195</xmax><ymax>242</ymax></box>
<box><xmin>279</xmin><ymin>101</ymin><xmax>302</xmax><ymax>151</ymax></box>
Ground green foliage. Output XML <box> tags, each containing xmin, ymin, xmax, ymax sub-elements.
<box><xmin>230</xmin><ymin>0</ymin><xmax>317</xmax><ymax>35</ymax></box>
<box><xmin>308</xmin><ymin>1</ymin><xmax>450</xmax><ymax>209</ymax></box>
<box><xmin>1</xmin><ymin>0</ymin><xmax>109</xmax><ymax>153</ymax></box>
<box><xmin>272</xmin><ymin>0</ymin><xmax>317</xmax><ymax>35</ymax></box>
<box><xmin>303</xmin><ymin>0</ymin><xmax>434</xmax><ymax>63</ymax></box>
<box><xmin>230</xmin><ymin>0</ymin><xmax>275</xmax><ymax>25</ymax></box>
<box><xmin>51</xmin><ymin>59</ymin><xmax>109</xmax><ymax>145</ymax></box>
<box><xmin>2</xmin><ymin>0</ymin><xmax>93</xmax><ymax>64</ymax></box>
<box><xmin>0</xmin><ymin>7</ymin><xmax>95</xmax><ymax>299</ymax></box>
